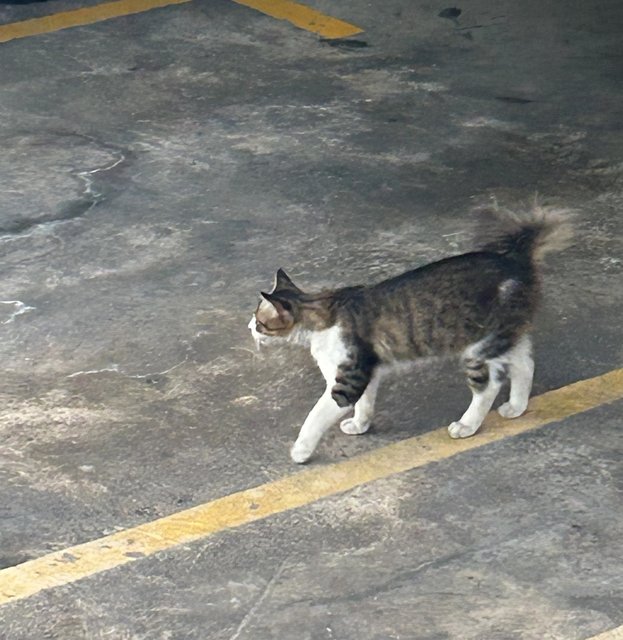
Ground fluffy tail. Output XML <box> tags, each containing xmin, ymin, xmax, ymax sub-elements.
<box><xmin>477</xmin><ymin>202</ymin><xmax>573</xmax><ymax>263</ymax></box>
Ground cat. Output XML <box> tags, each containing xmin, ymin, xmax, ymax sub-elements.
<box><xmin>248</xmin><ymin>205</ymin><xmax>572</xmax><ymax>464</ymax></box>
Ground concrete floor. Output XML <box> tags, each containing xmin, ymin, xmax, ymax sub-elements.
<box><xmin>0</xmin><ymin>0</ymin><xmax>622</xmax><ymax>638</ymax></box>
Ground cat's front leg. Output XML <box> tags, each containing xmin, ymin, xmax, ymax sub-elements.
<box><xmin>340</xmin><ymin>371</ymin><xmax>381</xmax><ymax>435</ymax></box>
<box><xmin>290</xmin><ymin>388</ymin><xmax>351</xmax><ymax>463</ymax></box>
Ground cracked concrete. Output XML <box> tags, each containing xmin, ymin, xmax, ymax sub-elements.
<box><xmin>0</xmin><ymin>0</ymin><xmax>622</xmax><ymax>638</ymax></box>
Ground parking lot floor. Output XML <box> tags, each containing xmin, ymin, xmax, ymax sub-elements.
<box><xmin>0</xmin><ymin>0</ymin><xmax>622</xmax><ymax>638</ymax></box>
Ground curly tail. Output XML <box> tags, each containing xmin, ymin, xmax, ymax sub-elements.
<box><xmin>478</xmin><ymin>202</ymin><xmax>573</xmax><ymax>263</ymax></box>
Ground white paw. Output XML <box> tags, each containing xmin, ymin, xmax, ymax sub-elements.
<box><xmin>290</xmin><ymin>442</ymin><xmax>314</xmax><ymax>464</ymax></box>
<box><xmin>448</xmin><ymin>421</ymin><xmax>479</xmax><ymax>439</ymax></box>
<box><xmin>497</xmin><ymin>401</ymin><xmax>527</xmax><ymax>419</ymax></box>
<box><xmin>340</xmin><ymin>418</ymin><xmax>370</xmax><ymax>435</ymax></box>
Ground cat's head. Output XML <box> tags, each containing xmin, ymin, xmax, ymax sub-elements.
<box><xmin>248</xmin><ymin>269</ymin><xmax>313</xmax><ymax>349</ymax></box>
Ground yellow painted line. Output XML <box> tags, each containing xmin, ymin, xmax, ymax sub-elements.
<box><xmin>0</xmin><ymin>0</ymin><xmax>191</xmax><ymax>43</ymax></box>
<box><xmin>0</xmin><ymin>0</ymin><xmax>361</xmax><ymax>44</ymax></box>
<box><xmin>1</xmin><ymin>368</ymin><xmax>622</xmax><ymax>607</ymax></box>
<box><xmin>587</xmin><ymin>626</ymin><xmax>623</xmax><ymax>640</ymax></box>
<box><xmin>232</xmin><ymin>0</ymin><xmax>363</xmax><ymax>38</ymax></box>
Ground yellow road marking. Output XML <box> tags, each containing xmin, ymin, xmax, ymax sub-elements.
<box><xmin>1</xmin><ymin>368</ymin><xmax>622</xmax><ymax>606</ymax></box>
<box><xmin>0</xmin><ymin>0</ymin><xmax>362</xmax><ymax>43</ymax></box>
<box><xmin>232</xmin><ymin>0</ymin><xmax>363</xmax><ymax>38</ymax></box>
<box><xmin>587</xmin><ymin>626</ymin><xmax>623</xmax><ymax>640</ymax></box>
<box><xmin>0</xmin><ymin>0</ymin><xmax>191</xmax><ymax>43</ymax></box>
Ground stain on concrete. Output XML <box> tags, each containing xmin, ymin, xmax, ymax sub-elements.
<box><xmin>495</xmin><ymin>95</ymin><xmax>535</xmax><ymax>104</ymax></box>
<box><xmin>438</xmin><ymin>7</ymin><xmax>462</xmax><ymax>21</ymax></box>
<box><xmin>321</xmin><ymin>38</ymin><xmax>369</xmax><ymax>49</ymax></box>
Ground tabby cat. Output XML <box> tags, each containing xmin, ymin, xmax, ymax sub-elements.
<box><xmin>248</xmin><ymin>206</ymin><xmax>571</xmax><ymax>463</ymax></box>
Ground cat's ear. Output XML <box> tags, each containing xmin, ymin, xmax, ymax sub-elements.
<box><xmin>272</xmin><ymin>268</ymin><xmax>302</xmax><ymax>294</ymax></box>
<box><xmin>259</xmin><ymin>291</ymin><xmax>294</xmax><ymax>325</ymax></box>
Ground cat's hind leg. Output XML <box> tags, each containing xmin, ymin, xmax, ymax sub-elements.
<box><xmin>340</xmin><ymin>371</ymin><xmax>381</xmax><ymax>435</ymax></box>
<box><xmin>497</xmin><ymin>334</ymin><xmax>534</xmax><ymax>418</ymax></box>
<box><xmin>448</xmin><ymin>357</ymin><xmax>505</xmax><ymax>439</ymax></box>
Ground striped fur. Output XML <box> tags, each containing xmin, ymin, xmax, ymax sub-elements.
<box><xmin>249</xmin><ymin>205</ymin><xmax>571</xmax><ymax>463</ymax></box>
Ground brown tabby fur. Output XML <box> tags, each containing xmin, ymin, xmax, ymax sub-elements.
<box><xmin>251</xmin><ymin>205</ymin><xmax>571</xmax><ymax>460</ymax></box>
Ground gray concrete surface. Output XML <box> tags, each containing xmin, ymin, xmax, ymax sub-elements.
<box><xmin>4</xmin><ymin>407</ymin><xmax>623</xmax><ymax>640</ymax></box>
<box><xmin>0</xmin><ymin>0</ymin><xmax>622</xmax><ymax>637</ymax></box>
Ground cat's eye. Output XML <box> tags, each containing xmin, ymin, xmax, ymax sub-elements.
<box><xmin>256</xmin><ymin>318</ymin><xmax>284</xmax><ymax>333</ymax></box>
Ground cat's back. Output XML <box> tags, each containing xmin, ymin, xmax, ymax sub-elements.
<box><xmin>374</xmin><ymin>250</ymin><xmax>532</xmax><ymax>295</ymax></box>
<box><xmin>333</xmin><ymin>251</ymin><xmax>537</xmax><ymax>361</ymax></box>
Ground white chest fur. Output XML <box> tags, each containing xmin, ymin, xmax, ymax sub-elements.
<box><xmin>310</xmin><ymin>325</ymin><xmax>348</xmax><ymax>383</ymax></box>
